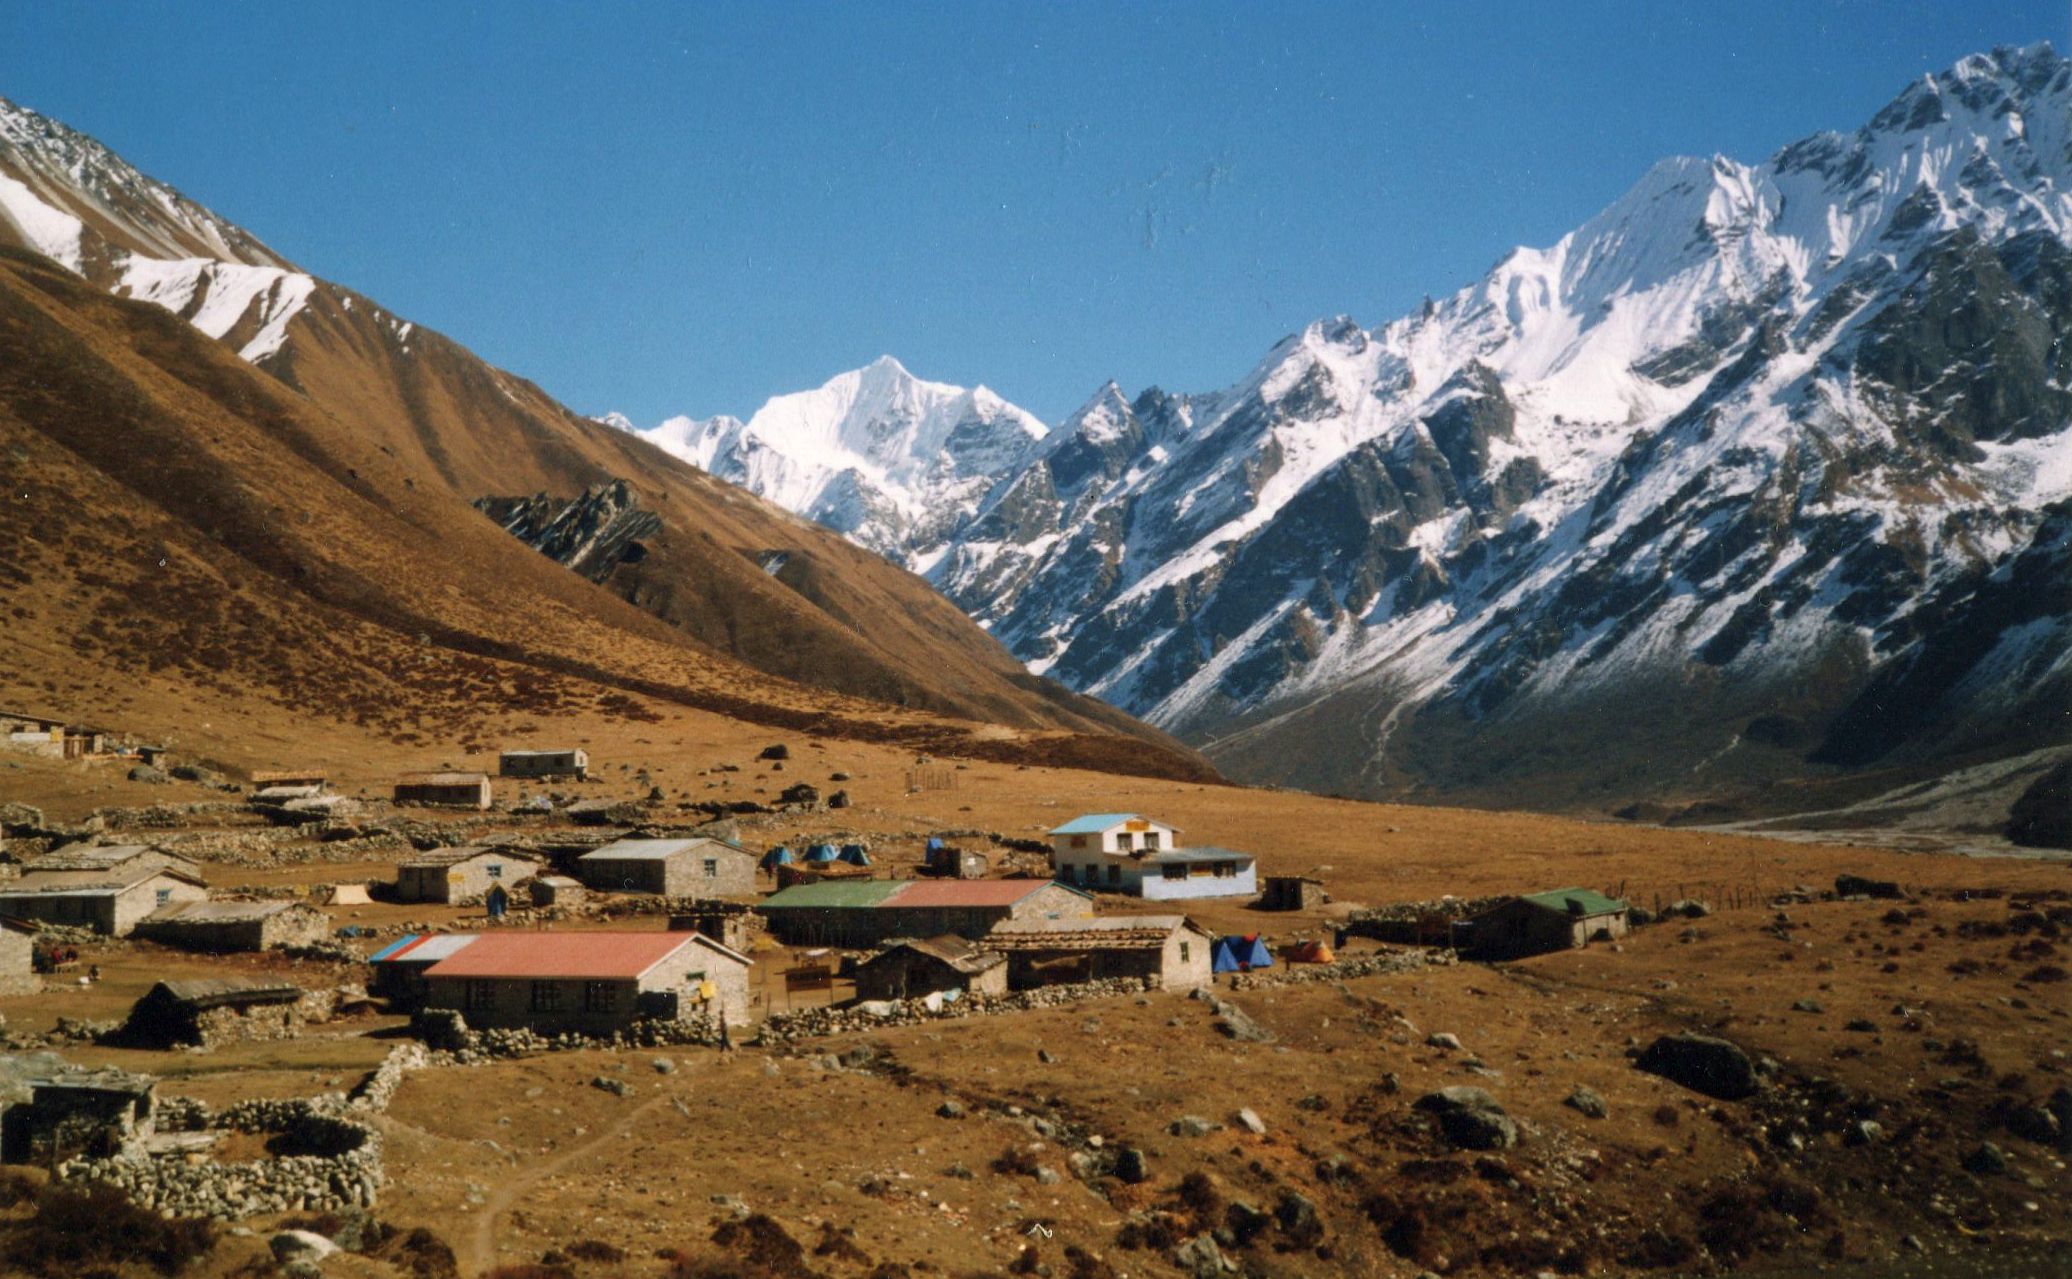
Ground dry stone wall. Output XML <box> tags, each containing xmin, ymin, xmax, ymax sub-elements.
<box><xmin>758</xmin><ymin>975</ymin><xmax>1158</xmax><ymax>1045</ymax></box>
<box><xmin>1226</xmin><ymin>947</ymin><xmax>1453</xmax><ymax>990</ymax></box>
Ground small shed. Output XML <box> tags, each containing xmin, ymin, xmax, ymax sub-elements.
<box><xmin>1</xmin><ymin>1070</ymin><xmax>156</xmax><ymax>1163</ymax></box>
<box><xmin>393</xmin><ymin>772</ymin><xmax>493</xmax><ymax>810</ymax></box>
<box><xmin>133</xmin><ymin>900</ymin><xmax>331</xmax><ymax>952</ymax></box>
<box><xmin>122</xmin><ymin>978</ymin><xmax>311</xmax><ymax>1048</ymax></box>
<box><xmin>922</xmin><ymin>843</ymin><xmax>990</xmax><ymax>879</ymax></box>
<box><xmin>1259</xmin><ymin>876</ymin><xmax>1327</xmax><ymax>911</ymax></box>
<box><xmin>577</xmin><ymin>837</ymin><xmax>757</xmax><ymax>898</ymax></box>
<box><xmin>369</xmin><ymin>933</ymin><xmax>479</xmax><ymax>1006</ymax></box>
<box><xmin>854</xmin><ymin>935</ymin><xmax>1008</xmax><ymax>1003</ymax></box>
<box><xmin>1469</xmin><ymin>888</ymin><xmax>1630</xmax><ymax>960</ymax></box>
<box><xmin>394</xmin><ymin>847</ymin><xmax>544</xmax><ymax>905</ymax></box>
<box><xmin>529</xmin><ymin>875</ymin><xmax>586</xmax><ymax>907</ymax></box>
<box><xmin>499</xmin><ymin>748</ymin><xmax>589</xmax><ymax>781</ymax></box>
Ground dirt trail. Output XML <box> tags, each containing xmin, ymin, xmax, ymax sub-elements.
<box><xmin>457</xmin><ymin>1090</ymin><xmax>672</xmax><ymax>1276</ymax></box>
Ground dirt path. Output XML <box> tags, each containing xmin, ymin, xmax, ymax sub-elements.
<box><xmin>458</xmin><ymin>1090</ymin><xmax>673</xmax><ymax>1276</ymax></box>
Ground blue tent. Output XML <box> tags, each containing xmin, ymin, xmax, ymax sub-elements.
<box><xmin>1216</xmin><ymin>935</ymin><xmax>1274</xmax><ymax>970</ymax></box>
<box><xmin>806</xmin><ymin>843</ymin><xmax>839</xmax><ymax>864</ymax></box>
<box><xmin>925</xmin><ymin>836</ymin><xmax>945</xmax><ymax>853</ymax></box>
<box><xmin>759</xmin><ymin>845</ymin><xmax>795</xmax><ymax>872</ymax></box>
<box><xmin>1211</xmin><ymin>939</ymin><xmax>1243</xmax><ymax>974</ymax></box>
<box><xmin>838</xmin><ymin>843</ymin><xmax>871</xmax><ymax>867</ymax></box>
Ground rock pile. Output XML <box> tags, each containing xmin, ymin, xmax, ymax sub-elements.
<box><xmin>759</xmin><ymin>976</ymin><xmax>1158</xmax><ymax>1045</ymax></box>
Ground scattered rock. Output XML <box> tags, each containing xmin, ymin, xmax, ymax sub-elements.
<box><xmin>1275</xmin><ymin>1190</ymin><xmax>1324</xmax><ymax>1247</ymax></box>
<box><xmin>1172</xmin><ymin>1233</ymin><xmax>1226</xmax><ymax>1278</ymax></box>
<box><xmin>2006</xmin><ymin>1103</ymin><xmax>2062</xmax><ymax>1146</ymax></box>
<box><xmin>1113</xmin><ymin>1147</ymin><xmax>1149</xmax><ymax>1184</ymax></box>
<box><xmin>1791</xmin><ymin>999</ymin><xmax>1824</xmax><ymax>1014</ymax></box>
<box><xmin>827</xmin><ymin>790</ymin><xmax>851</xmax><ymax>809</ymax></box>
<box><xmin>777</xmin><ymin>782</ymin><xmax>820</xmax><ymax>806</ymax></box>
<box><xmin>1666</xmin><ymin>899</ymin><xmax>1712</xmax><ymax>918</ymax></box>
<box><xmin>1835</xmin><ymin>873</ymin><xmax>1904</xmax><ymax>900</ymax></box>
<box><xmin>935</xmin><ymin>1099</ymin><xmax>967</xmax><ymax>1119</ymax></box>
<box><xmin>1170</xmin><ymin>1114</ymin><xmax>1216</xmax><ymax>1138</ymax></box>
<box><xmin>1634</xmin><ymin>1033</ymin><xmax>1758</xmax><ymax>1101</ymax></box>
<box><xmin>270</xmin><ymin>1231</ymin><xmax>339</xmax><ymax>1264</ymax></box>
<box><xmin>1224</xmin><ymin>1199</ymin><xmax>1272</xmax><ymax>1245</ymax></box>
<box><xmin>651</xmin><ymin>1057</ymin><xmax>676</xmax><ymax>1074</ymax></box>
<box><xmin>591</xmin><ymin>1076</ymin><xmax>631</xmax><ymax>1097</ymax></box>
<box><xmin>1963</xmin><ymin>1142</ymin><xmax>2009</xmax><ymax>1175</ymax></box>
<box><xmin>1563</xmin><ymin>1086</ymin><xmax>1607</xmax><ymax>1119</ymax></box>
<box><xmin>1235</xmin><ymin>1107</ymin><xmax>1267</xmax><ymax>1135</ymax></box>
<box><xmin>127</xmin><ymin>765</ymin><xmax>169</xmax><ymax>784</ymax></box>
<box><xmin>1413</xmin><ymin>1086</ymin><xmax>1518</xmax><ymax>1150</ymax></box>
<box><xmin>1426</xmin><ymin>1031</ymin><xmax>1463</xmax><ymax>1051</ymax></box>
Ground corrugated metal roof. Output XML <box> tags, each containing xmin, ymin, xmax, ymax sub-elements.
<box><xmin>422</xmin><ymin>931</ymin><xmax>732</xmax><ymax>980</ymax></box>
<box><xmin>1515</xmin><ymin>888</ymin><xmax>1627</xmax><ymax>917</ymax></box>
<box><xmin>399</xmin><ymin>846</ymin><xmax>539</xmax><ymax>869</ymax></box>
<box><xmin>142</xmin><ymin>900</ymin><xmax>299</xmax><ymax>923</ymax></box>
<box><xmin>864</xmin><ymin>934</ymin><xmax>1004</xmax><ymax>973</ymax></box>
<box><xmin>153</xmin><ymin>978</ymin><xmax>303</xmax><ymax>1006</ymax></box>
<box><xmin>377</xmin><ymin>933</ymin><xmax>479</xmax><ymax>964</ymax></box>
<box><xmin>368</xmin><ymin>934</ymin><xmax>423</xmax><ymax>963</ymax></box>
<box><xmin>1142</xmin><ymin>847</ymin><xmax>1255</xmax><ymax>866</ymax></box>
<box><xmin>396</xmin><ymin>772</ymin><xmax>489</xmax><ymax>786</ymax></box>
<box><xmin>25</xmin><ymin>844</ymin><xmax>157</xmax><ymax>870</ymax></box>
<box><xmin>757</xmin><ymin>880</ymin><xmax>911</xmax><ymax>909</ymax></box>
<box><xmin>0</xmin><ymin>864</ymin><xmax>205</xmax><ymax>896</ymax></box>
<box><xmin>986</xmin><ymin>914</ymin><xmax>1203</xmax><ymax>950</ymax></box>
<box><xmin>500</xmin><ymin>749</ymin><xmax>583</xmax><ymax>759</ymax></box>
<box><xmin>880</xmin><ymin>880</ymin><xmax>1058</xmax><ymax>908</ymax></box>
<box><xmin>1048</xmin><ymin>813</ymin><xmax>1180</xmax><ymax>835</ymax></box>
<box><xmin>581</xmin><ymin>837</ymin><xmax>743</xmax><ymax>862</ymax></box>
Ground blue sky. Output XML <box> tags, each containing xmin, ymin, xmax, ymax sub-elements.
<box><xmin>3</xmin><ymin>2</ymin><xmax>2064</xmax><ymax>423</ymax></box>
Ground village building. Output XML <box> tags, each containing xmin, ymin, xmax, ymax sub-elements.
<box><xmin>1259</xmin><ymin>875</ymin><xmax>1328</xmax><ymax>911</ymax></box>
<box><xmin>132</xmin><ymin>900</ymin><xmax>332</xmax><ymax>953</ymax></box>
<box><xmin>1047</xmin><ymin>814</ymin><xmax>1259</xmax><ymax>901</ymax></box>
<box><xmin>499</xmin><ymin>748</ymin><xmax>589</xmax><ymax>780</ymax></box>
<box><xmin>23</xmin><ymin>843</ymin><xmax>199</xmax><ymax>879</ymax></box>
<box><xmin>1467</xmin><ymin>888</ymin><xmax>1631</xmax><ymax>959</ymax></box>
<box><xmin>853</xmin><ymin>935</ymin><xmax>1008</xmax><ymax>1003</ymax></box>
<box><xmin>393</xmin><ymin>847</ymin><xmax>544</xmax><ymax>906</ymax></box>
<box><xmin>420</xmin><ymin>931</ymin><xmax>753</xmax><ymax>1032</ymax></box>
<box><xmin>121</xmin><ymin>978</ymin><xmax>314</xmax><ymax>1049</ymax></box>
<box><xmin>529</xmin><ymin>875</ymin><xmax>587</xmax><ymax>908</ymax></box>
<box><xmin>577</xmin><ymin>837</ymin><xmax>757</xmax><ymax>898</ymax></box>
<box><xmin>756</xmin><ymin>878</ymin><xmax>1093</xmax><ymax>949</ymax></box>
<box><xmin>369</xmin><ymin>933</ymin><xmax>479</xmax><ymax>1006</ymax></box>
<box><xmin>0</xmin><ymin>709</ymin><xmax>66</xmax><ymax>757</ymax></box>
<box><xmin>1</xmin><ymin>1069</ymin><xmax>156</xmax><ymax>1163</ymax></box>
<box><xmin>0</xmin><ymin>919</ymin><xmax>36</xmax><ymax>995</ymax></box>
<box><xmin>0</xmin><ymin>862</ymin><xmax>208</xmax><ymax>936</ymax></box>
<box><xmin>921</xmin><ymin>841</ymin><xmax>991</xmax><ymax>879</ymax></box>
<box><xmin>251</xmin><ymin>783</ymin><xmax>327</xmax><ymax>805</ymax></box>
<box><xmin>985</xmin><ymin>914</ymin><xmax>1215</xmax><ymax>991</ymax></box>
<box><xmin>393</xmin><ymin>771</ymin><xmax>493</xmax><ymax>810</ymax></box>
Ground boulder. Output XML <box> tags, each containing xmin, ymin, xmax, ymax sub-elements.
<box><xmin>0</xmin><ymin>802</ymin><xmax>46</xmax><ymax>832</ymax></box>
<box><xmin>1835</xmin><ymin>873</ymin><xmax>1903</xmax><ymax>900</ymax></box>
<box><xmin>1563</xmin><ymin>1085</ymin><xmax>1608</xmax><ymax>1119</ymax></box>
<box><xmin>1425</xmin><ymin>1031</ymin><xmax>1463</xmax><ymax>1051</ymax></box>
<box><xmin>1665</xmin><ymin>899</ymin><xmax>1712</xmax><ymax>918</ymax></box>
<box><xmin>777</xmin><ymin>782</ymin><xmax>820</xmax><ymax>806</ymax></box>
<box><xmin>1113</xmin><ymin>1146</ymin><xmax>1149</xmax><ymax>1184</ymax></box>
<box><xmin>1275</xmin><ymin>1191</ymin><xmax>1324</xmax><ymax>1248</ymax></box>
<box><xmin>1962</xmin><ymin>1142</ymin><xmax>2009</xmax><ymax>1175</ymax></box>
<box><xmin>127</xmin><ymin>765</ymin><xmax>169</xmax><ymax>784</ymax></box>
<box><xmin>758</xmin><ymin>744</ymin><xmax>790</xmax><ymax>761</ymax></box>
<box><xmin>2006</xmin><ymin>1103</ymin><xmax>2062</xmax><ymax>1146</ymax></box>
<box><xmin>1413</xmin><ymin>1086</ymin><xmax>1518</xmax><ymax>1150</ymax></box>
<box><xmin>1170</xmin><ymin>1114</ymin><xmax>1216</xmax><ymax>1138</ymax></box>
<box><xmin>827</xmin><ymin>789</ymin><xmax>851</xmax><ymax>810</ymax></box>
<box><xmin>1635</xmin><ymin>1033</ymin><xmax>1758</xmax><ymax>1100</ymax></box>
<box><xmin>270</xmin><ymin>1230</ymin><xmax>339</xmax><ymax>1264</ymax></box>
<box><xmin>1172</xmin><ymin>1234</ymin><xmax>1226</xmax><ymax>1279</ymax></box>
<box><xmin>1223</xmin><ymin>1200</ymin><xmax>1272</xmax><ymax>1245</ymax></box>
<box><xmin>1235</xmin><ymin>1107</ymin><xmax>1267</xmax><ymax>1135</ymax></box>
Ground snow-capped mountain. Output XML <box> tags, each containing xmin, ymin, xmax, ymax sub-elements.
<box><xmin>919</xmin><ymin>44</ymin><xmax>2072</xmax><ymax>807</ymax></box>
<box><xmin>608</xmin><ymin>356</ymin><xmax>1048</xmax><ymax>558</ymax></box>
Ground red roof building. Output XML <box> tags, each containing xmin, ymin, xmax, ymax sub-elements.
<box><xmin>421</xmin><ymin>930</ymin><xmax>752</xmax><ymax>1031</ymax></box>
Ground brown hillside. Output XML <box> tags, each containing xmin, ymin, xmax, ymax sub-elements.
<box><xmin>0</xmin><ymin>246</ymin><xmax>1211</xmax><ymax>781</ymax></box>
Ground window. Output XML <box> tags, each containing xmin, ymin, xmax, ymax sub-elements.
<box><xmin>465</xmin><ymin>980</ymin><xmax>497</xmax><ymax>1011</ymax></box>
<box><xmin>1107</xmin><ymin>864</ymin><xmax>1121</xmax><ymax>885</ymax></box>
<box><xmin>486</xmin><ymin>863</ymin><xmax>503</xmax><ymax>879</ymax></box>
<box><xmin>1116</xmin><ymin>832</ymin><xmax>1134</xmax><ymax>851</ymax></box>
<box><xmin>155</xmin><ymin>888</ymin><xmax>173</xmax><ymax>905</ymax></box>
<box><xmin>1144</xmin><ymin>831</ymin><xmax>1162</xmax><ymax>850</ymax></box>
<box><xmin>1214</xmin><ymin>861</ymin><xmax>1236</xmax><ymax>878</ymax></box>
<box><xmin>1070</xmin><ymin>835</ymin><xmax>1087</xmax><ymax>849</ymax></box>
<box><xmin>703</xmin><ymin>859</ymin><xmax>718</xmax><ymax>877</ymax></box>
<box><xmin>529</xmin><ymin>981</ymin><xmax>562</xmax><ymax>1012</ymax></box>
<box><xmin>583</xmin><ymin>982</ymin><xmax>618</xmax><ymax>1013</ymax></box>
<box><xmin>1163</xmin><ymin>865</ymin><xmax>1187</xmax><ymax>880</ymax></box>
<box><xmin>1180</xmin><ymin>942</ymin><xmax>1191</xmax><ymax>962</ymax></box>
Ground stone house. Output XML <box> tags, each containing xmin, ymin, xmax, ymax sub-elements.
<box><xmin>1468</xmin><ymin>889</ymin><xmax>1630</xmax><ymax>959</ymax></box>
<box><xmin>250</xmin><ymin>769</ymin><xmax>328</xmax><ymax>789</ymax></box>
<box><xmin>985</xmin><ymin>914</ymin><xmax>1216</xmax><ymax>992</ymax></box>
<box><xmin>368</xmin><ymin>933</ymin><xmax>479</xmax><ymax>1007</ymax></box>
<box><xmin>421</xmin><ymin>931</ymin><xmax>754</xmax><ymax>1032</ymax></box>
<box><xmin>1046</xmin><ymin>814</ymin><xmax>1258</xmax><ymax>901</ymax></box>
<box><xmin>577</xmin><ymin>837</ymin><xmax>757</xmax><ymax>898</ymax></box>
<box><xmin>1</xmin><ymin>1069</ymin><xmax>156</xmax><ymax>1163</ymax></box>
<box><xmin>756</xmin><ymin>878</ymin><xmax>1093</xmax><ymax>949</ymax></box>
<box><xmin>1259</xmin><ymin>876</ymin><xmax>1328</xmax><ymax>911</ymax></box>
<box><xmin>0</xmin><ymin>918</ymin><xmax>36</xmax><ymax>995</ymax></box>
<box><xmin>24</xmin><ymin>843</ymin><xmax>200</xmax><ymax>879</ymax></box>
<box><xmin>392</xmin><ymin>772</ymin><xmax>493</xmax><ymax>809</ymax></box>
<box><xmin>132</xmin><ymin>900</ymin><xmax>332</xmax><ymax>952</ymax></box>
<box><xmin>121</xmin><ymin>978</ymin><xmax>316</xmax><ymax>1048</ymax></box>
<box><xmin>0</xmin><ymin>709</ymin><xmax>65</xmax><ymax>758</ymax></box>
<box><xmin>853</xmin><ymin>935</ymin><xmax>1008</xmax><ymax>1002</ymax></box>
<box><xmin>393</xmin><ymin>847</ymin><xmax>544</xmax><ymax>905</ymax></box>
<box><xmin>498</xmin><ymin>748</ymin><xmax>589</xmax><ymax>780</ymax></box>
<box><xmin>529</xmin><ymin>875</ymin><xmax>586</xmax><ymax>907</ymax></box>
<box><xmin>0</xmin><ymin>863</ymin><xmax>208</xmax><ymax>936</ymax></box>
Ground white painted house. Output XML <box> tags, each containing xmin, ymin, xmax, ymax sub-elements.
<box><xmin>1046</xmin><ymin>813</ymin><xmax>1258</xmax><ymax>901</ymax></box>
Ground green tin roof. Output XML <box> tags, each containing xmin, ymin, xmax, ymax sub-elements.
<box><xmin>757</xmin><ymin>879</ymin><xmax>910</xmax><ymax>909</ymax></box>
<box><xmin>1517</xmin><ymin>887</ymin><xmax>1627</xmax><ymax>917</ymax></box>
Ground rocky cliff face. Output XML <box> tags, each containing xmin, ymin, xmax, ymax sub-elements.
<box><xmin>913</xmin><ymin>46</ymin><xmax>2072</xmax><ymax>810</ymax></box>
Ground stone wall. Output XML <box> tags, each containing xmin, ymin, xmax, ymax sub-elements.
<box><xmin>1225</xmin><ymin>947</ymin><xmax>1452</xmax><ymax>990</ymax></box>
<box><xmin>411</xmin><ymin>1008</ymin><xmax>723</xmax><ymax>1062</ymax></box>
<box><xmin>758</xmin><ymin>975</ymin><xmax>1158</xmax><ymax>1045</ymax></box>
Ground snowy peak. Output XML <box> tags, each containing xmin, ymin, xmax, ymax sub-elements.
<box><xmin>616</xmin><ymin>359</ymin><xmax>1048</xmax><ymax>558</ymax></box>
